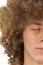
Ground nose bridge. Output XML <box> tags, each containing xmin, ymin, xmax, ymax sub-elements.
<box><xmin>38</xmin><ymin>22</ymin><xmax>43</xmax><ymax>41</ymax></box>
<box><xmin>40</xmin><ymin>25</ymin><xmax>43</xmax><ymax>32</ymax></box>
<box><xmin>40</xmin><ymin>30</ymin><xmax>43</xmax><ymax>36</ymax></box>
<box><xmin>39</xmin><ymin>26</ymin><xmax>43</xmax><ymax>40</ymax></box>
<box><xmin>40</xmin><ymin>26</ymin><xmax>43</xmax><ymax>35</ymax></box>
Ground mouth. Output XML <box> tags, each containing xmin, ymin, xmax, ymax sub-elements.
<box><xmin>36</xmin><ymin>47</ymin><xmax>43</xmax><ymax>52</ymax></box>
<box><xmin>36</xmin><ymin>47</ymin><xmax>43</xmax><ymax>50</ymax></box>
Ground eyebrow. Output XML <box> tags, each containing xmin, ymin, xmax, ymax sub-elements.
<box><xmin>35</xmin><ymin>22</ymin><xmax>41</xmax><ymax>26</ymax></box>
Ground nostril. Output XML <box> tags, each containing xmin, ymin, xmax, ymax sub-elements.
<box><xmin>41</xmin><ymin>40</ymin><xmax>43</xmax><ymax>41</ymax></box>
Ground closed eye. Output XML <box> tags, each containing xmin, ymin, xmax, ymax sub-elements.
<box><xmin>32</xmin><ymin>28</ymin><xmax>40</xmax><ymax>31</ymax></box>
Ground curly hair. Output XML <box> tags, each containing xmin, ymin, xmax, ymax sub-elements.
<box><xmin>1</xmin><ymin>0</ymin><xmax>43</xmax><ymax>65</ymax></box>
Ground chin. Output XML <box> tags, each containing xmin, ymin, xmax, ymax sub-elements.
<box><xmin>34</xmin><ymin>55</ymin><xmax>43</xmax><ymax>63</ymax></box>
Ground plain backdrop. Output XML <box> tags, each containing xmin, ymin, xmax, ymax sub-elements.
<box><xmin>0</xmin><ymin>44</ymin><xmax>9</xmax><ymax>65</ymax></box>
<box><xmin>0</xmin><ymin>0</ymin><xmax>7</xmax><ymax>7</ymax></box>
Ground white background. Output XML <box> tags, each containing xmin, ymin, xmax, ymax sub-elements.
<box><xmin>0</xmin><ymin>0</ymin><xmax>7</xmax><ymax>7</ymax></box>
<box><xmin>0</xmin><ymin>44</ymin><xmax>9</xmax><ymax>65</ymax></box>
<box><xmin>0</xmin><ymin>0</ymin><xmax>9</xmax><ymax>65</ymax></box>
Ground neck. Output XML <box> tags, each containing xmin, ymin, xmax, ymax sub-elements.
<box><xmin>24</xmin><ymin>49</ymin><xmax>43</xmax><ymax>65</ymax></box>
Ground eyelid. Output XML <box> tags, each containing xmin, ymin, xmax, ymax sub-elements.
<box><xmin>30</xmin><ymin>24</ymin><xmax>41</xmax><ymax>31</ymax></box>
<box><xmin>32</xmin><ymin>28</ymin><xmax>40</xmax><ymax>30</ymax></box>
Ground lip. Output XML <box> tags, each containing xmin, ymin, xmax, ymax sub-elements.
<box><xmin>36</xmin><ymin>47</ymin><xmax>43</xmax><ymax>52</ymax></box>
<box><xmin>36</xmin><ymin>47</ymin><xmax>43</xmax><ymax>50</ymax></box>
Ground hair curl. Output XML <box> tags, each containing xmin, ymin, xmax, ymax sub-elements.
<box><xmin>1</xmin><ymin>0</ymin><xmax>43</xmax><ymax>65</ymax></box>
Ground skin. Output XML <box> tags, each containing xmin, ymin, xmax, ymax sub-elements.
<box><xmin>23</xmin><ymin>20</ymin><xmax>43</xmax><ymax>65</ymax></box>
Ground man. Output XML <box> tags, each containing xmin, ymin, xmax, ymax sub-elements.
<box><xmin>1</xmin><ymin>0</ymin><xmax>43</xmax><ymax>65</ymax></box>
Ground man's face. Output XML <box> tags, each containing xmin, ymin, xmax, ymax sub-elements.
<box><xmin>23</xmin><ymin>20</ymin><xmax>43</xmax><ymax>63</ymax></box>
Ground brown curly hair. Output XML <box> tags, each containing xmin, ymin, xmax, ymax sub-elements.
<box><xmin>1</xmin><ymin>0</ymin><xmax>43</xmax><ymax>65</ymax></box>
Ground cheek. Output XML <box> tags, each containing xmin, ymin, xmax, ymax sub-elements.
<box><xmin>23</xmin><ymin>31</ymin><xmax>37</xmax><ymax>48</ymax></box>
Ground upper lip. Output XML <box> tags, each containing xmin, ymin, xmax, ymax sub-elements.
<box><xmin>36</xmin><ymin>47</ymin><xmax>43</xmax><ymax>50</ymax></box>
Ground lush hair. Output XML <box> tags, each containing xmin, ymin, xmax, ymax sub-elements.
<box><xmin>1</xmin><ymin>0</ymin><xmax>43</xmax><ymax>65</ymax></box>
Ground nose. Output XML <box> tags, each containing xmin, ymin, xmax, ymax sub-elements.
<box><xmin>39</xmin><ymin>30</ymin><xmax>43</xmax><ymax>42</ymax></box>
